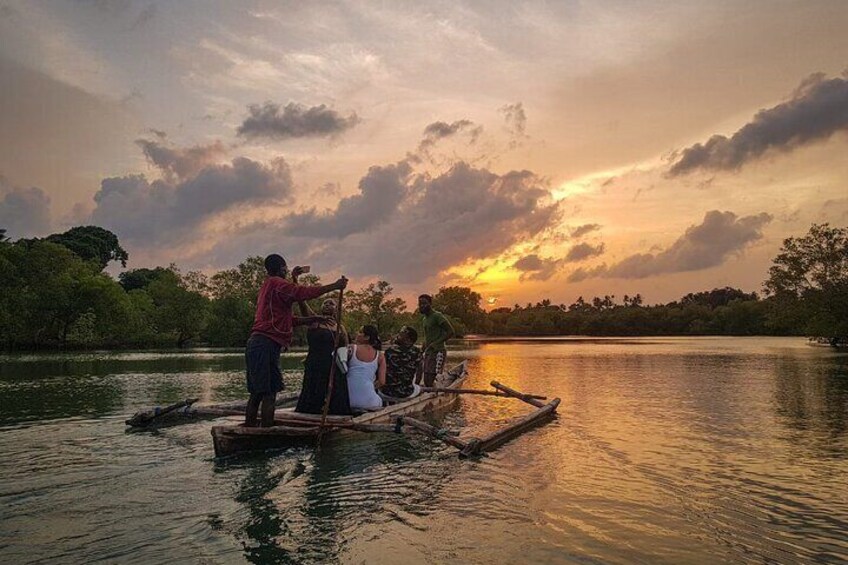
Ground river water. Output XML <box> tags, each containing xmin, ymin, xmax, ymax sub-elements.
<box><xmin>0</xmin><ymin>337</ymin><xmax>846</xmax><ymax>564</ymax></box>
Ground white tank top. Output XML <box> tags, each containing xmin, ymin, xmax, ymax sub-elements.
<box><xmin>347</xmin><ymin>345</ymin><xmax>383</xmax><ymax>410</ymax></box>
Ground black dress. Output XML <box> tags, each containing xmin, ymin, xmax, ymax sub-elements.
<box><xmin>295</xmin><ymin>326</ymin><xmax>352</xmax><ymax>415</ymax></box>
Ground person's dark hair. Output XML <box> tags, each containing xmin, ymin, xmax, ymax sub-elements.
<box><xmin>361</xmin><ymin>324</ymin><xmax>382</xmax><ymax>350</ymax></box>
<box><xmin>264</xmin><ymin>254</ymin><xmax>286</xmax><ymax>276</ymax></box>
<box><xmin>418</xmin><ymin>294</ymin><xmax>433</xmax><ymax>303</ymax></box>
<box><xmin>401</xmin><ymin>326</ymin><xmax>418</xmax><ymax>344</ymax></box>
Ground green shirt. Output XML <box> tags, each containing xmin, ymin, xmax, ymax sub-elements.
<box><xmin>422</xmin><ymin>310</ymin><xmax>454</xmax><ymax>352</ymax></box>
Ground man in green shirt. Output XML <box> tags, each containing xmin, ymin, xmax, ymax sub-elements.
<box><xmin>416</xmin><ymin>294</ymin><xmax>455</xmax><ymax>387</ymax></box>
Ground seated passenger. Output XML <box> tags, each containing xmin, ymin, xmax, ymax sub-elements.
<box><xmin>380</xmin><ymin>326</ymin><xmax>422</xmax><ymax>399</ymax></box>
<box><xmin>347</xmin><ymin>325</ymin><xmax>386</xmax><ymax>411</ymax></box>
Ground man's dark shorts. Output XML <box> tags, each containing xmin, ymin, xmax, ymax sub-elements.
<box><xmin>421</xmin><ymin>350</ymin><xmax>446</xmax><ymax>387</ymax></box>
<box><xmin>245</xmin><ymin>334</ymin><xmax>284</xmax><ymax>394</ymax></box>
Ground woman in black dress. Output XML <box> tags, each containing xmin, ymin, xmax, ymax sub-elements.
<box><xmin>292</xmin><ymin>278</ymin><xmax>351</xmax><ymax>414</ymax></box>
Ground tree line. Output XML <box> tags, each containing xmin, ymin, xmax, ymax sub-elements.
<box><xmin>0</xmin><ymin>223</ymin><xmax>845</xmax><ymax>350</ymax></box>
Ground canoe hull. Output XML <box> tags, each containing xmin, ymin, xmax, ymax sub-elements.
<box><xmin>212</xmin><ymin>361</ymin><xmax>468</xmax><ymax>457</ymax></box>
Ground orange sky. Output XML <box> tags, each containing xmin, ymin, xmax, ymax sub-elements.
<box><xmin>1</xmin><ymin>1</ymin><xmax>847</xmax><ymax>307</ymax></box>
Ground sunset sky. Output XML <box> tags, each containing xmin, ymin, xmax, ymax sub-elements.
<box><xmin>1</xmin><ymin>1</ymin><xmax>847</xmax><ymax>307</ymax></box>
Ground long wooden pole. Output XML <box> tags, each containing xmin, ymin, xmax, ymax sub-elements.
<box><xmin>316</xmin><ymin>287</ymin><xmax>344</xmax><ymax>447</ymax></box>
<box><xmin>489</xmin><ymin>381</ymin><xmax>546</xmax><ymax>408</ymax></box>
<box><xmin>419</xmin><ymin>387</ymin><xmax>547</xmax><ymax>400</ymax></box>
<box><xmin>461</xmin><ymin>399</ymin><xmax>560</xmax><ymax>457</ymax></box>
<box><xmin>398</xmin><ymin>416</ymin><xmax>470</xmax><ymax>451</ymax></box>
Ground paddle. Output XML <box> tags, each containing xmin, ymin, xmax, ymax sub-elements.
<box><xmin>316</xmin><ymin>283</ymin><xmax>345</xmax><ymax>448</ymax></box>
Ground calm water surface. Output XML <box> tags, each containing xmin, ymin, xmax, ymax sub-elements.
<box><xmin>1</xmin><ymin>337</ymin><xmax>846</xmax><ymax>564</ymax></box>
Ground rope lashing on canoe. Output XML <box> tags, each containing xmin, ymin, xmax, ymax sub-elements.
<box><xmin>435</xmin><ymin>428</ymin><xmax>451</xmax><ymax>440</ymax></box>
<box><xmin>459</xmin><ymin>438</ymin><xmax>483</xmax><ymax>458</ymax></box>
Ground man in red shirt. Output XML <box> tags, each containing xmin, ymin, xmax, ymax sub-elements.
<box><xmin>245</xmin><ymin>254</ymin><xmax>348</xmax><ymax>427</ymax></box>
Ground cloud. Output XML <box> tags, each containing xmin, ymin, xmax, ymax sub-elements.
<box><xmin>669</xmin><ymin>72</ymin><xmax>848</xmax><ymax>176</ymax></box>
<box><xmin>513</xmin><ymin>254</ymin><xmax>545</xmax><ymax>272</ymax></box>
<box><xmin>570</xmin><ymin>223</ymin><xmax>601</xmax><ymax>238</ymax></box>
<box><xmin>89</xmin><ymin>155</ymin><xmax>293</xmax><ymax>244</ymax></box>
<box><xmin>500</xmin><ymin>102</ymin><xmax>527</xmax><ymax>147</ymax></box>
<box><xmin>205</xmin><ymin>161</ymin><xmax>558</xmax><ymax>283</ymax></box>
<box><xmin>565</xmin><ymin>242</ymin><xmax>605</xmax><ymax>262</ymax></box>
<box><xmin>512</xmin><ymin>254</ymin><xmax>560</xmax><ymax>281</ymax></box>
<box><xmin>284</xmin><ymin>161</ymin><xmax>412</xmax><ymax>238</ymax></box>
<box><xmin>567</xmin><ymin>210</ymin><xmax>772</xmax><ymax>281</ymax></box>
<box><xmin>418</xmin><ymin>119</ymin><xmax>482</xmax><ymax>152</ymax></box>
<box><xmin>237</xmin><ymin>102</ymin><xmax>359</xmax><ymax>140</ymax></box>
<box><xmin>322</xmin><ymin>163</ymin><xmax>558</xmax><ymax>282</ymax></box>
<box><xmin>136</xmin><ymin>139</ymin><xmax>227</xmax><ymax>181</ymax></box>
<box><xmin>0</xmin><ymin>181</ymin><xmax>51</xmax><ymax>238</ymax></box>
<box><xmin>512</xmin><ymin>242</ymin><xmax>604</xmax><ymax>281</ymax></box>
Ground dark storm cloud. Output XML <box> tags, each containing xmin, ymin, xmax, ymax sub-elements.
<box><xmin>237</xmin><ymin>102</ymin><xmax>359</xmax><ymax>140</ymax></box>
<box><xmin>89</xmin><ymin>155</ymin><xmax>293</xmax><ymax>243</ymax></box>
<box><xmin>418</xmin><ymin>119</ymin><xmax>482</xmax><ymax>151</ymax></box>
<box><xmin>570</xmin><ymin>223</ymin><xmax>601</xmax><ymax>238</ymax></box>
<box><xmin>136</xmin><ymin>139</ymin><xmax>227</xmax><ymax>181</ymax></box>
<box><xmin>669</xmin><ymin>72</ymin><xmax>848</xmax><ymax>176</ymax></box>
<box><xmin>285</xmin><ymin>161</ymin><xmax>412</xmax><ymax>238</ymax></box>
<box><xmin>566</xmin><ymin>210</ymin><xmax>772</xmax><ymax>281</ymax></box>
<box><xmin>0</xmin><ymin>181</ymin><xmax>51</xmax><ymax>238</ymax></box>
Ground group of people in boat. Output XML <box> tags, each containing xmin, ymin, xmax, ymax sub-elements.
<box><xmin>244</xmin><ymin>253</ymin><xmax>454</xmax><ymax>427</ymax></box>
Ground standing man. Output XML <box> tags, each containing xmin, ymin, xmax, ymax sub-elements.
<box><xmin>417</xmin><ymin>294</ymin><xmax>455</xmax><ymax>387</ymax></box>
<box><xmin>245</xmin><ymin>254</ymin><xmax>347</xmax><ymax>427</ymax></box>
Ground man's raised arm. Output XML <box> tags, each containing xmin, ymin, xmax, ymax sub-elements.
<box><xmin>286</xmin><ymin>276</ymin><xmax>348</xmax><ymax>302</ymax></box>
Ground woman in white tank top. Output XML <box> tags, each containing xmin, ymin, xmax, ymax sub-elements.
<box><xmin>347</xmin><ymin>325</ymin><xmax>386</xmax><ymax>411</ymax></box>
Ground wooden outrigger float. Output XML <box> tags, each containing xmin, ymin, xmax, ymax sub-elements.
<box><xmin>211</xmin><ymin>361</ymin><xmax>471</xmax><ymax>457</ymax></box>
<box><xmin>126</xmin><ymin>393</ymin><xmax>300</xmax><ymax>428</ymax></box>
<box><xmin>399</xmin><ymin>380</ymin><xmax>561</xmax><ymax>458</ymax></box>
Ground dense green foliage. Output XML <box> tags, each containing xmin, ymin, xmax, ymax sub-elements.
<box><xmin>763</xmin><ymin>223</ymin><xmax>848</xmax><ymax>339</ymax></box>
<box><xmin>45</xmin><ymin>226</ymin><xmax>129</xmax><ymax>269</ymax></box>
<box><xmin>0</xmin><ymin>223</ymin><xmax>844</xmax><ymax>350</ymax></box>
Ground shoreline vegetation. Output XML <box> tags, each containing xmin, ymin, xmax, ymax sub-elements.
<box><xmin>0</xmin><ymin>223</ymin><xmax>845</xmax><ymax>352</ymax></box>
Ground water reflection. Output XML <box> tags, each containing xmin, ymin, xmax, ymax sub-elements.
<box><xmin>223</xmin><ymin>431</ymin><xmax>463</xmax><ymax>564</ymax></box>
<box><xmin>774</xmin><ymin>355</ymin><xmax>848</xmax><ymax>448</ymax></box>
<box><xmin>0</xmin><ymin>373</ymin><xmax>126</xmax><ymax>425</ymax></box>
<box><xmin>0</xmin><ymin>350</ymin><xmax>308</xmax><ymax>426</ymax></box>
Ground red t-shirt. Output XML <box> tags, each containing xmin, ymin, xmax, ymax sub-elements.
<box><xmin>251</xmin><ymin>277</ymin><xmax>326</xmax><ymax>347</ymax></box>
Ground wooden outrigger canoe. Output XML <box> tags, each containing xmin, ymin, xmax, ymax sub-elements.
<box><xmin>211</xmin><ymin>360</ymin><xmax>469</xmax><ymax>457</ymax></box>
